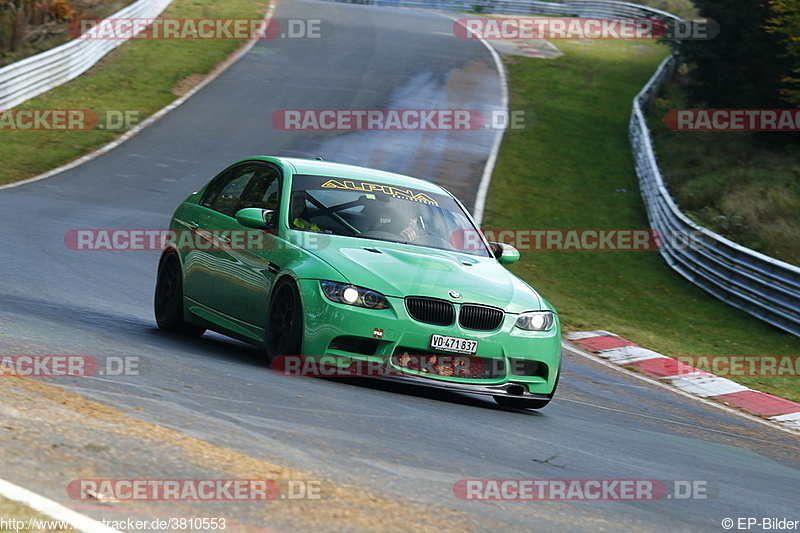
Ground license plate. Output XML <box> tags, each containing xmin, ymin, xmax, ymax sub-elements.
<box><xmin>430</xmin><ymin>334</ymin><xmax>478</xmax><ymax>355</ymax></box>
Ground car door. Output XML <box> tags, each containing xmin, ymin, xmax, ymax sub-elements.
<box><xmin>209</xmin><ymin>162</ymin><xmax>284</xmax><ymax>326</ymax></box>
<box><xmin>182</xmin><ymin>162</ymin><xmax>264</xmax><ymax>310</ymax></box>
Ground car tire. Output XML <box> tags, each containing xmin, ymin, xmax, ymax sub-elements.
<box><xmin>265</xmin><ymin>278</ymin><xmax>303</xmax><ymax>361</ymax></box>
<box><xmin>154</xmin><ymin>251</ymin><xmax>205</xmax><ymax>336</ymax></box>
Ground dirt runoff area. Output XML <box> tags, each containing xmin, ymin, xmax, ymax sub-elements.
<box><xmin>0</xmin><ymin>375</ymin><xmax>474</xmax><ymax>532</ymax></box>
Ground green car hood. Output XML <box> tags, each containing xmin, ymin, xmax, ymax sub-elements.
<box><xmin>304</xmin><ymin>236</ymin><xmax>546</xmax><ymax>313</ymax></box>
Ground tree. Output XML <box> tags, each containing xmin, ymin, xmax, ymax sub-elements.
<box><xmin>680</xmin><ymin>0</ymin><xmax>795</xmax><ymax>109</ymax></box>
<box><xmin>765</xmin><ymin>0</ymin><xmax>800</xmax><ymax>106</ymax></box>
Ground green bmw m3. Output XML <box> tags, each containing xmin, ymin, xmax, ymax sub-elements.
<box><xmin>154</xmin><ymin>156</ymin><xmax>561</xmax><ymax>409</ymax></box>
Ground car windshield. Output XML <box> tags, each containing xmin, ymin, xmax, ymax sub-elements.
<box><xmin>289</xmin><ymin>174</ymin><xmax>492</xmax><ymax>257</ymax></box>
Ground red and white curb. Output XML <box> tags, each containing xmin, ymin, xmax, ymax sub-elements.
<box><xmin>568</xmin><ymin>330</ymin><xmax>800</xmax><ymax>432</ymax></box>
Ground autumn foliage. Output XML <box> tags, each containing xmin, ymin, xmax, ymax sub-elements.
<box><xmin>0</xmin><ymin>0</ymin><xmax>80</xmax><ymax>53</ymax></box>
<box><xmin>678</xmin><ymin>0</ymin><xmax>800</xmax><ymax>110</ymax></box>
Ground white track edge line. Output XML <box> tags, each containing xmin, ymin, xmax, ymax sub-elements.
<box><xmin>434</xmin><ymin>12</ymin><xmax>508</xmax><ymax>225</ymax></box>
<box><xmin>472</xmin><ymin>37</ymin><xmax>508</xmax><ymax>226</ymax></box>
<box><xmin>0</xmin><ymin>478</ymin><xmax>122</xmax><ymax>533</ymax></box>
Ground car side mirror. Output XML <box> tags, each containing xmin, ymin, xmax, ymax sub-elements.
<box><xmin>489</xmin><ymin>242</ymin><xmax>520</xmax><ymax>265</ymax></box>
<box><xmin>235</xmin><ymin>208</ymin><xmax>275</xmax><ymax>229</ymax></box>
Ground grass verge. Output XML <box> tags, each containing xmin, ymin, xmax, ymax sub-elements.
<box><xmin>485</xmin><ymin>39</ymin><xmax>800</xmax><ymax>402</ymax></box>
<box><xmin>0</xmin><ymin>0</ymin><xmax>268</xmax><ymax>186</ymax></box>
<box><xmin>648</xmin><ymin>81</ymin><xmax>800</xmax><ymax>266</ymax></box>
<box><xmin>0</xmin><ymin>496</ymin><xmax>72</xmax><ymax>532</ymax></box>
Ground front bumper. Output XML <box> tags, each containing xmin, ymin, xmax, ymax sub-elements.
<box><xmin>297</xmin><ymin>279</ymin><xmax>561</xmax><ymax>396</ymax></box>
<box><xmin>366</xmin><ymin>373</ymin><xmax>553</xmax><ymax>399</ymax></box>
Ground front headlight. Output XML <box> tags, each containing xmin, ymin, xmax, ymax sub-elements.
<box><xmin>515</xmin><ymin>311</ymin><xmax>555</xmax><ymax>331</ymax></box>
<box><xmin>320</xmin><ymin>280</ymin><xmax>390</xmax><ymax>310</ymax></box>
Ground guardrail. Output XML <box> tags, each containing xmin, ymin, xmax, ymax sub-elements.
<box><xmin>631</xmin><ymin>58</ymin><xmax>800</xmax><ymax>336</ymax></box>
<box><xmin>329</xmin><ymin>0</ymin><xmax>679</xmax><ymax>19</ymax></box>
<box><xmin>328</xmin><ymin>0</ymin><xmax>800</xmax><ymax>336</ymax></box>
<box><xmin>0</xmin><ymin>0</ymin><xmax>173</xmax><ymax>110</ymax></box>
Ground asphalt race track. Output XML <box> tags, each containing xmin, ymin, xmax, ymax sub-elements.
<box><xmin>1</xmin><ymin>0</ymin><xmax>798</xmax><ymax>531</ymax></box>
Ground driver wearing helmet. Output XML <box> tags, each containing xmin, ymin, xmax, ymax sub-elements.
<box><xmin>368</xmin><ymin>200</ymin><xmax>421</xmax><ymax>242</ymax></box>
<box><xmin>290</xmin><ymin>191</ymin><xmax>320</xmax><ymax>231</ymax></box>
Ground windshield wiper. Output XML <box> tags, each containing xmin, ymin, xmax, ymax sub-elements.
<box><xmin>349</xmin><ymin>234</ymin><xmax>412</xmax><ymax>245</ymax></box>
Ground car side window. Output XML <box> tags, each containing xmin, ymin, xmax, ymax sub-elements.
<box><xmin>201</xmin><ymin>163</ymin><xmax>262</xmax><ymax>217</ymax></box>
<box><xmin>238</xmin><ymin>165</ymin><xmax>282</xmax><ymax>227</ymax></box>
<box><xmin>240</xmin><ymin>165</ymin><xmax>281</xmax><ymax>211</ymax></box>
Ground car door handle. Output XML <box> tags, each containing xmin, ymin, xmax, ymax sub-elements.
<box><xmin>186</xmin><ymin>221</ymin><xmax>199</xmax><ymax>230</ymax></box>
